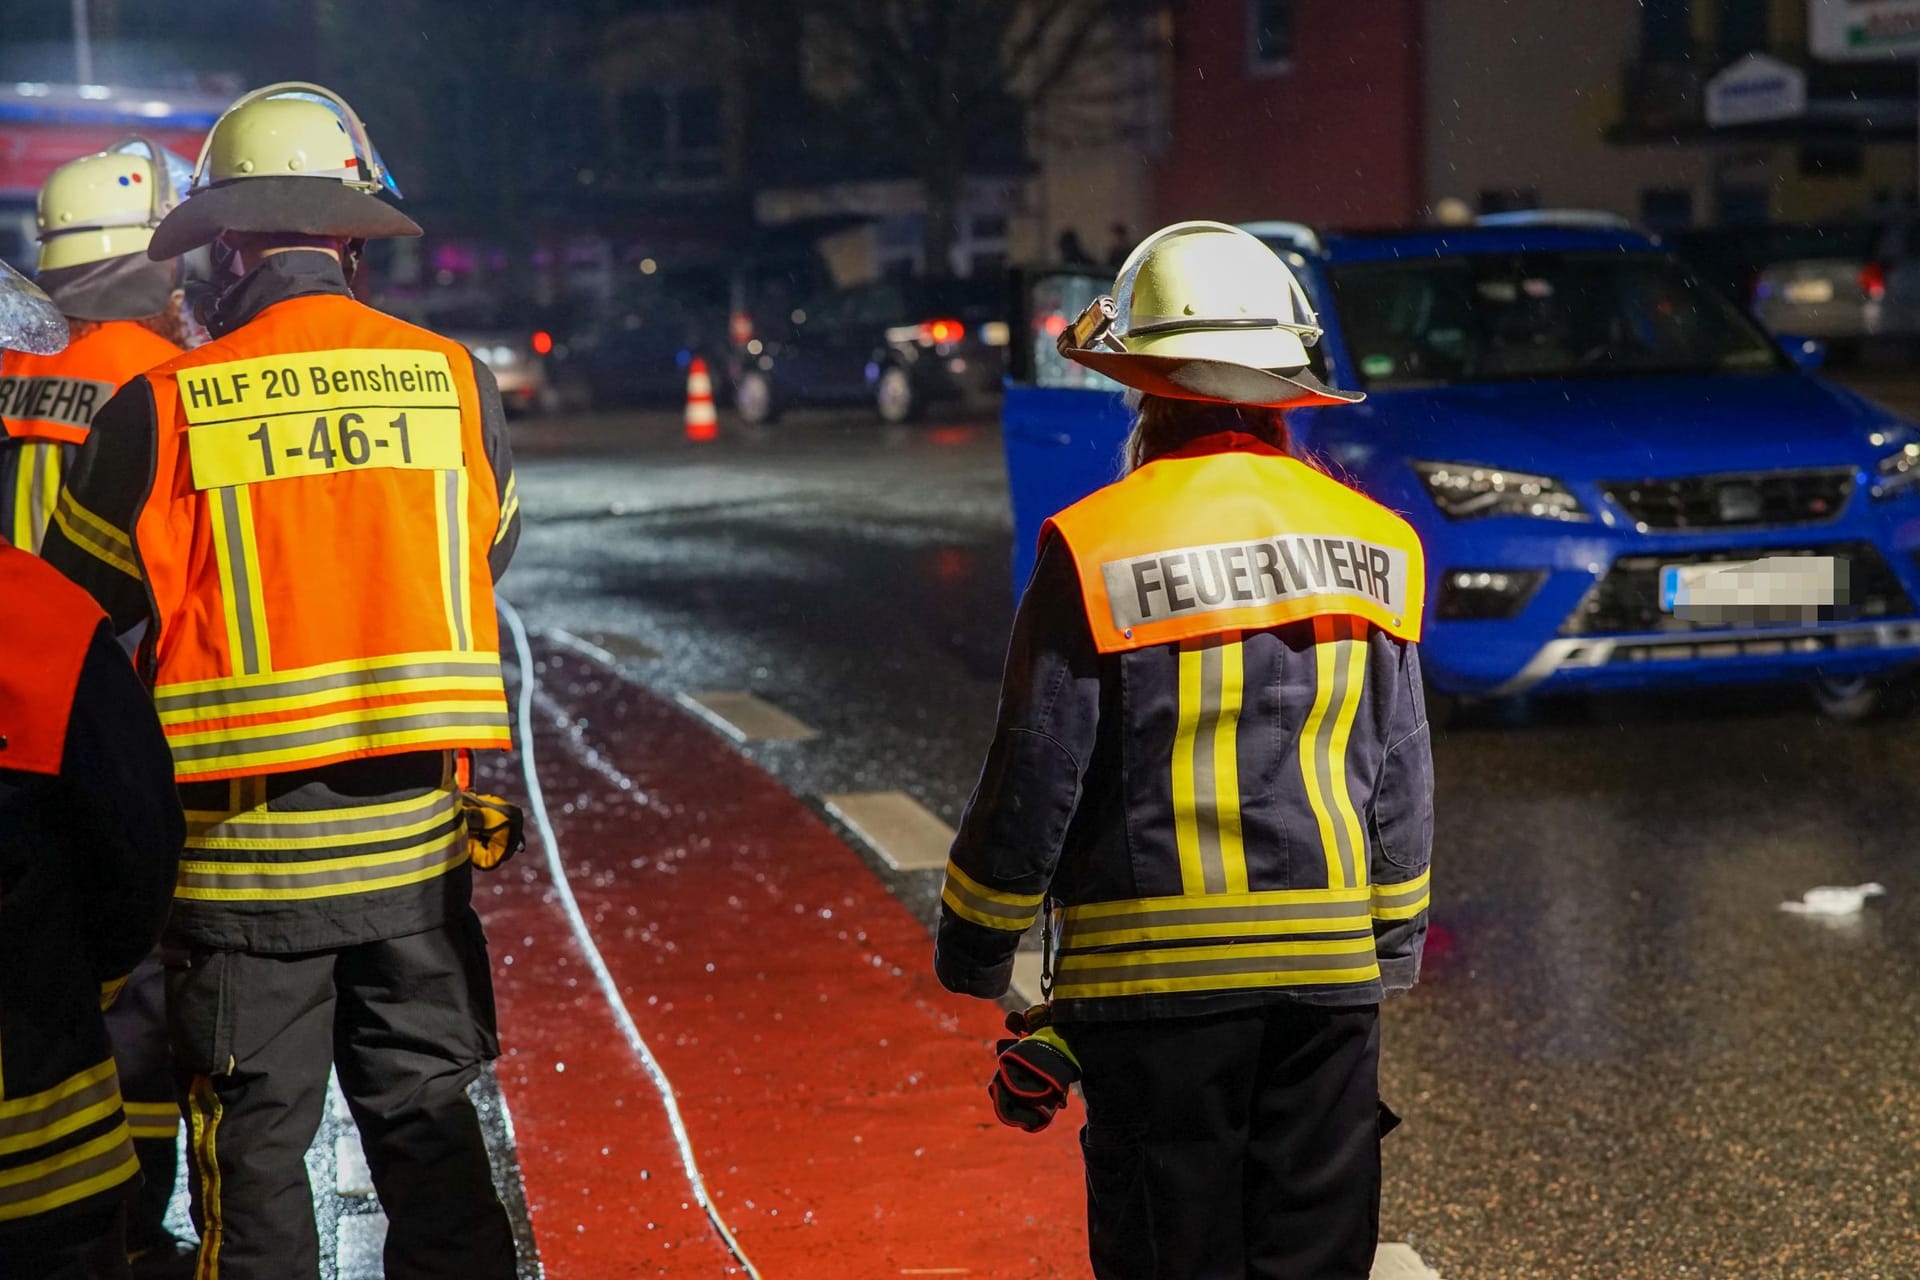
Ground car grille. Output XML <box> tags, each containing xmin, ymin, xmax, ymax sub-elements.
<box><xmin>1561</xmin><ymin>543</ymin><xmax>1911</xmax><ymax>635</ymax></box>
<box><xmin>1602</xmin><ymin>469</ymin><xmax>1853</xmax><ymax>530</ymax></box>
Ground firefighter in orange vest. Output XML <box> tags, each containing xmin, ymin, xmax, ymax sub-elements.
<box><xmin>2</xmin><ymin>138</ymin><xmax>199</xmax><ymax>1279</ymax></box>
<box><xmin>41</xmin><ymin>83</ymin><xmax>522</xmax><ymax>1279</ymax></box>
<box><xmin>0</xmin><ymin>139</ymin><xmax>187</xmax><ymax>552</ymax></box>
<box><xmin>935</xmin><ymin>222</ymin><xmax>1434</xmax><ymax>1279</ymax></box>
<box><xmin>0</xmin><ymin>257</ymin><xmax>186</xmax><ymax>1280</ymax></box>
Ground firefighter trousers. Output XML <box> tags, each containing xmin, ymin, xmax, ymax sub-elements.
<box><xmin>1071</xmin><ymin>1002</ymin><xmax>1382</xmax><ymax>1280</ymax></box>
<box><xmin>0</xmin><ymin>1205</ymin><xmax>131</xmax><ymax>1280</ymax></box>
<box><xmin>164</xmin><ymin>911</ymin><xmax>516</xmax><ymax>1280</ymax></box>
<box><xmin>102</xmin><ymin>952</ymin><xmax>181</xmax><ymax>1257</ymax></box>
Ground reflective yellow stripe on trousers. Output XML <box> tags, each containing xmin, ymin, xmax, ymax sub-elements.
<box><xmin>123</xmin><ymin>1101</ymin><xmax>181</xmax><ymax>1141</ymax></box>
<box><xmin>188</xmin><ymin>1077</ymin><xmax>225</xmax><ymax>1278</ymax></box>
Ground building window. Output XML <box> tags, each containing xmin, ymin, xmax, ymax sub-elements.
<box><xmin>1716</xmin><ymin>184</ymin><xmax>1770</xmax><ymax>226</ymax></box>
<box><xmin>1716</xmin><ymin>0</ymin><xmax>1768</xmax><ymax>62</ymax></box>
<box><xmin>1642</xmin><ymin>0</ymin><xmax>1693</xmax><ymax>63</ymax></box>
<box><xmin>1640</xmin><ymin>187</ymin><xmax>1695</xmax><ymax>232</ymax></box>
<box><xmin>1248</xmin><ymin>0</ymin><xmax>1296</xmax><ymax>74</ymax></box>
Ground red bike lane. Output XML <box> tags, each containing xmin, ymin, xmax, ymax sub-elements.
<box><xmin>477</xmin><ymin>638</ymin><xmax>1089</xmax><ymax>1277</ymax></box>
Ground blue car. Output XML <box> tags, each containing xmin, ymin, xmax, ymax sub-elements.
<box><xmin>1002</xmin><ymin>220</ymin><xmax>1920</xmax><ymax>719</ymax></box>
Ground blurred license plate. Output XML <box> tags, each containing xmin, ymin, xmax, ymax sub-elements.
<box><xmin>1660</xmin><ymin>555</ymin><xmax>1844</xmax><ymax>622</ymax></box>
<box><xmin>1784</xmin><ymin>279</ymin><xmax>1835</xmax><ymax>305</ymax></box>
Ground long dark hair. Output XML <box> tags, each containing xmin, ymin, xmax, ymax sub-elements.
<box><xmin>1122</xmin><ymin>394</ymin><xmax>1290</xmax><ymax>474</ymax></box>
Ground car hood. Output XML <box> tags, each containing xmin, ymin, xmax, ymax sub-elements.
<box><xmin>1335</xmin><ymin>374</ymin><xmax>1907</xmax><ymax>479</ymax></box>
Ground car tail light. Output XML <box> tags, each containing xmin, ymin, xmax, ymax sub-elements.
<box><xmin>531</xmin><ymin>330</ymin><xmax>553</xmax><ymax>355</ymax></box>
<box><xmin>919</xmin><ymin>318</ymin><xmax>965</xmax><ymax>345</ymax></box>
<box><xmin>1861</xmin><ymin>261</ymin><xmax>1887</xmax><ymax>301</ymax></box>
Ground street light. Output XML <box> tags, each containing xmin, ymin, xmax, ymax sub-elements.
<box><xmin>71</xmin><ymin>0</ymin><xmax>92</xmax><ymax>84</ymax></box>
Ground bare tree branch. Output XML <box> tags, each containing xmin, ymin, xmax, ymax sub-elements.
<box><xmin>785</xmin><ymin>0</ymin><xmax>1166</xmax><ymax>274</ymax></box>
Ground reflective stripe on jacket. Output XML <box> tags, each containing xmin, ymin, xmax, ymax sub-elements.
<box><xmin>129</xmin><ymin>294</ymin><xmax>510</xmax><ymax>780</ymax></box>
<box><xmin>0</xmin><ymin>321</ymin><xmax>180</xmax><ymax>551</ymax></box>
<box><xmin>934</xmin><ymin>434</ymin><xmax>1435</xmax><ymax>1021</ymax></box>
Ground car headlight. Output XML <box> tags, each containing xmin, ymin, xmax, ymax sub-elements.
<box><xmin>490</xmin><ymin>345</ymin><xmax>518</xmax><ymax>367</ymax></box>
<box><xmin>1872</xmin><ymin>442</ymin><xmax>1920</xmax><ymax>500</ymax></box>
<box><xmin>1411</xmin><ymin>461</ymin><xmax>1591</xmax><ymax>521</ymax></box>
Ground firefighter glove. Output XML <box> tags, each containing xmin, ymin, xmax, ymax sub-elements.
<box><xmin>989</xmin><ymin>1023</ymin><xmax>1080</xmax><ymax>1133</ymax></box>
<box><xmin>462</xmin><ymin>793</ymin><xmax>525</xmax><ymax>871</ymax></box>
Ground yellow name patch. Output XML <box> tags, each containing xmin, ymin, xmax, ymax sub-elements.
<box><xmin>179</xmin><ymin>349</ymin><xmax>463</xmax><ymax>490</ymax></box>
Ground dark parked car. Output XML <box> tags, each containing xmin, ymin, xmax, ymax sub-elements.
<box><xmin>546</xmin><ymin>268</ymin><xmax>733</xmax><ymax>408</ymax></box>
<box><xmin>1663</xmin><ymin>222</ymin><xmax>1883</xmax><ymax>312</ymax></box>
<box><xmin>729</xmin><ymin>277</ymin><xmax>1010</xmax><ymax>424</ymax></box>
<box><xmin>386</xmin><ymin>297</ymin><xmax>559</xmax><ymax>416</ymax></box>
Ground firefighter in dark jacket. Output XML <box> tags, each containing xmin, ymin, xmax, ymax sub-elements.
<box><xmin>935</xmin><ymin>221</ymin><xmax>1434</xmax><ymax>1280</ymax></box>
<box><xmin>0</xmin><ymin>258</ymin><xmax>187</xmax><ymax>1280</ymax></box>
<box><xmin>41</xmin><ymin>84</ymin><xmax>521</xmax><ymax>1279</ymax></box>
<box><xmin>4</xmin><ymin>138</ymin><xmax>200</xmax><ymax>1279</ymax></box>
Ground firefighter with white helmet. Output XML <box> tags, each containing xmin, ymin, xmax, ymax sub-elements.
<box><xmin>43</xmin><ymin>84</ymin><xmax>521</xmax><ymax>1279</ymax></box>
<box><xmin>938</xmin><ymin>222</ymin><xmax>1432</xmax><ymax>1279</ymax></box>
<box><xmin>0</xmin><ymin>139</ymin><xmax>188</xmax><ymax>554</ymax></box>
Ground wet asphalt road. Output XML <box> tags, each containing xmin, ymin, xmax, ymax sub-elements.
<box><xmin>497</xmin><ymin>400</ymin><xmax>1920</xmax><ymax>1279</ymax></box>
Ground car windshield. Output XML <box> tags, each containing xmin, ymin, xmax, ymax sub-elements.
<box><xmin>1327</xmin><ymin>251</ymin><xmax>1788</xmax><ymax>388</ymax></box>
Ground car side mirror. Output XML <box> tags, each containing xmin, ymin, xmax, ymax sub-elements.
<box><xmin>1777</xmin><ymin>334</ymin><xmax>1826</xmax><ymax>372</ymax></box>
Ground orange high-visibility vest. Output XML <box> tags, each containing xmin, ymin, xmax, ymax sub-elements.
<box><xmin>0</xmin><ymin>537</ymin><xmax>104</xmax><ymax>776</ymax></box>
<box><xmin>135</xmin><ymin>294</ymin><xmax>511</xmax><ymax>781</ymax></box>
<box><xmin>1044</xmin><ymin>434</ymin><xmax>1426</xmax><ymax>653</ymax></box>
<box><xmin>0</xmin><ymin>321</ymin><xmax>181</xmax><ymax>550</ymax></box>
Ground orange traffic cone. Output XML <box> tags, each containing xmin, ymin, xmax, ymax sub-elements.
<box><xmin>685</xmin><ymin>356</ymin><xmax>718</xmax><ymax>442</ymax></box>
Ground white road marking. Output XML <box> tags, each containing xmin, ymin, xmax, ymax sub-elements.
<box><xmin>335</xmin><ymin>1212</ymin><xmax>388</xmax><ymax>1280</ymax></box>
<box><xmin>550</xmin><ymin>626</ymin><xmax>662</xmax><ymax>663</ymax></box>
<box><xmin>1009</xmin><ymin>950</ymin><xmax>1046</xmax><ymax>1008</ymax></box>
<box><xmin>1372</xmin><ymin>1242</ymin><xmax>1442</xmax><ymax>1278</ymax></box>
<box><xmin>679</xmin><ymin>690</ymin><xmax>819</xmax><ymax>743</ymax></box>
<box><xmin>824</xmin><ymin>791</ymin><xmax>955</xmax><ymax>870</ymax></box>
<box><xmin>502</xmin><ymin>599</ymin><xmax>764</xmax><ymax>1279</ymax></box>
<box><xmin>335</xmin><ymin>1133</ymin><xmax>374</xmax><ymax>1198</ymax></box>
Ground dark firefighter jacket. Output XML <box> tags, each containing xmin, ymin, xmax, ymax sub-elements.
<box><xmin>40</xmin><ymin>251</ymin><xmax>521</xmax><ymax>954</ymax></box>
<box><xmin>0</xmin><ymin>539</ymin><xmax>184</xmax><ymax>1235</ymax></box>
<box><xmin>934</xmin><ymin>433</ymin><xmax>1434</xmax><ymax>1022</ymax></box>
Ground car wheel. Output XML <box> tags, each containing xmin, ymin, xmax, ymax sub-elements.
<box><xmin>735</xmin><ymin>370</ymin><xmax>778</xmax><ymax>425</ymax></box>
<box><xmin>1810</xmin><ymin>674</ymin><xmax>1884</xmax><ymax>723</ymax></box>
<box><xmin>876</xmin><ymin>365</ymin><xmax>922</xmax><ymax>424</ymax></box>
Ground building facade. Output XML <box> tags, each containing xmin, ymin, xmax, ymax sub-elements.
<box><xmin>1429</xmin><ymin>0</ymin><xmax>1920</xmax><ymax>231</ymax></box>
<box><xmin>1151</xmin><ymin>0</ymin><xmax>1427</xmax><ymax>228</ymax></box>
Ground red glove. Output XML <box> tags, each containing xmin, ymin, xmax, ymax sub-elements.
<box><xmin>988</xmin><ymin>1007</ymin><xmax>1080</xmax><ymax>1133</ymax></box>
